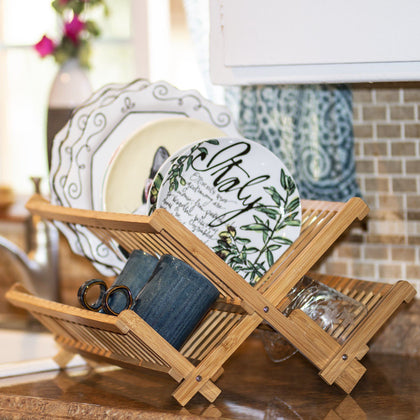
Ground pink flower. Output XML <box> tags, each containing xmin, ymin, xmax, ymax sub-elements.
<box><xmin>34</xmin><ymin>35</ymin><xmax>55</xmax><ymax>57</ymax></box>
<box><xmin>64</xmin><ymin>15</ymin><xmax>85</xmax><ymax>44</ymax></box>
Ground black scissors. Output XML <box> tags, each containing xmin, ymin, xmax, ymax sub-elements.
<box><xmin>77</xmin><ymin>279</ymin><xmax>133</xmax><ymax>315</ymax></box>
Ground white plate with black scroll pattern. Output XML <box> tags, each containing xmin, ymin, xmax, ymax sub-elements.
<box><xmin>49</xmin><ymin>80</ymin><xmax>241</xmax><ymax>276</ymax></box>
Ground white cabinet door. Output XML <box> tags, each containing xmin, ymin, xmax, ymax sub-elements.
<box><xmin>209</xmin><ymin>0</ymin><xmax>420</xmax><ymax>85</ymax></box>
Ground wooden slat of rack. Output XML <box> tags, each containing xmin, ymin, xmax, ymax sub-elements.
<box><xmin>118</xmin><ymin>310</ymin><xmax>222</xmax><ymax>403</ymax></box>
<box><xmin>6</xmin><ymin>284</ymin><xmax>128</xmax><ymax>333</ymax></box>
<box><xmin>181</xmin><ymin>311</ymin><xmax>244</xmax><ymax>362</ymax></box>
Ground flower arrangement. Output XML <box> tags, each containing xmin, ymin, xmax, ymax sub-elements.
<box><xmin>34</xmin><ymin>0</ymin><xmax>108</xmax><ymax>68</ymax></box>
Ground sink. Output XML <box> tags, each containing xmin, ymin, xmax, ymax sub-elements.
<box><xmin>0</xmin><ymin>329</ymin><xmax>58</xmax><ymax>364</ymax></box>
<box><xmin>0</xmin><ymin>328</ymin><xmax>85</xmax><ymax>378</ymax></box>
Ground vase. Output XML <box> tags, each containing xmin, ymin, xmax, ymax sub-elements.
<box><xmin>46</xmin><ymin>58</ymin><xmax>92</xmax><ymax>170</ymax></box>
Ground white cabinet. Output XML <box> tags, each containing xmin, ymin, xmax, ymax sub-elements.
<box><xmin>209</xmin><ymin>0</ymin><xmax>420</xmax><ymax>85</ymax></box>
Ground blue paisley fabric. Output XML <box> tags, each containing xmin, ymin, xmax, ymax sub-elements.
<box><xmin>238</xmin><ymin>85</ymin><xmax>361</xmax><ymax>202</ymax></box>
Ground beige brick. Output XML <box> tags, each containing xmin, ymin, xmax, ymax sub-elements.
<box><xmin>391</xmin><ymin>141</ymin><xmax>416</xmax><ymax>156</ymax></box>
<box><xmin>377</xmin><ymin>159</ymin><xmax>402</xmax><ymax>174</ymax></box>
<box><xmin>365</xmin><ymin>177</ymin><xmax>390</xmax><ymax>192</ymax></box>
<box><xmin>352</xmin><ymin>262</ymin><xmax>376</xmax><ymax>279</ymax></box>
<box><xmin>405</xmin><ymin>124</ymin><xmax>420</xmax><ymax>138</ymax></box>
<box><xmin>336</xmin><ymin>244</ymin><xmax>362</xmax><ymax>259</ymax></box>
<box><xmin>345</xmin><ymin>233</ymin><xmax>364</xmax><ymax>243</ymax></box>
<box><xmin>365</xmin><ymin>245</ymin><xmax>389</xmax><ymax>260</ymax></box>
<box><xmin>403</xmin><ymin>88</ymin><xmax>420</xmax><ymax>103</ymax></box>
<box><xmin>362</xmin><ymin>105</ymin><xmax>386</xmax><ymax>121</ymax></box>
<box><xmin>378</xmin><ymin>263</ymin><xmax>402</xmax><ymax>279</ymax></box>
<box><xmin>367</xmin><ymin>234</ymin><xmax>406</xmax><ymax>244</ymax></box>
<box><xmin>377</xmin><ymin>124</ymin><xmax>401</xmax><ymax>139</ymax></box>
<box><xmin>407</xmin><ymin>211</ymin><xmax>420</xmax><ymax>221</ymax></box>
<box><xmin>375</xmin><ymin>88</ymin><xmax>400</xmax><ymax>103</ymax></box>
<box><xmin>391</xmin><ymin>247</ymin><xmax>415</xmax><ymax>262</ymax></box>
<box><xmin>356</xmin><ymin>160</ymin><xmax>375</xmax><ymax>174</ymax></box>
<box><xmin>353</xmin><ymin>124</ymin><xmax>373</xmax><ymax>138</ymax></box>
<box><xmin>406</xmin><ymin>160</ymin><xmax>420</xmax><ymax>174</ymax></box>
<box><xmin>354</xmin><ymin>142</ymin><xmax>362</xmax><ymax>157</ymax></box>
<box><xmin>390</xmin><ymin>105</ymin><xmax>415</xmax><ymax>120</ymax></box>
<box><xmin>406</xmin><ymin>265</ymin><xmax>420</xmax><ymax>279</ymax></box>
<box><xmin>407</xmin><ymin>236</ymin><xmax>420</xmax><ymax>245</ymax></box>
<box><xmin>364</xmin><ymin>142</ymin><xmax>388</xmax><ymax>156</ymax></box>
<box><xmin>407</xmin><ymin>196</ymin><xmax>420</xmax><ymax>208</ymax></box>
<box><xmin>352</xmin><ymin>88</ymin><xmax>373</xmax><ymax>103</ymax></box>
<box><xmin>362</xmin><ymin>194</ymin><xmax>377</xmax><ymax>209</ymax></box>
<box><xmin>353</xmin><ymin>106</ymin><xmax>360</xmax><ymax>121</ymax></box>
<box><xmin>369</xmin><ymin>209</ymin><xmax>404</xmax><ymax>221</ymax></box>
<box><xmin>324</xmin><ymin>261</ymin><xmax>349</xmax><ymax>276</ymax></box>
<box><xmin>378</xmin><ymin>194</ymin><xmax>405</xmax><ymax>211</ymax></box>
<box><xmin>392</xmin><ymin>178</ymin><xmax>417</xmax><ymax>193</ymax></box>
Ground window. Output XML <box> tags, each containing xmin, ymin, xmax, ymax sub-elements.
<box><xmin>0</xmin><ymin>0</ymin><xmax>205</xmax><ymax>194</ymax></box>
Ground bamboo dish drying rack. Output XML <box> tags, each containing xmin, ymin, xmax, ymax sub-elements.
<box><xmin>6</xmin><ymin>194</ymin><xmax>416</xmax><ymax>406</ymax></box>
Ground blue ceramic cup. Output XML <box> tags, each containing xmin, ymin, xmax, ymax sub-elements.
<box><xmin>104</xmin><ymin>249</ymin><xmax>159</xmax><ymax>314</ymax></box>
<box><xmin>131</xmin><ymin>254</ymin><xmax>220</xmax><ymax>350</ymax></box>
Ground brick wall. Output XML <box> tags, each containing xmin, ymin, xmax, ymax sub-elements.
<box><xmin>315</xmin><ymin>83</ymin><xmax>420</xmax><ymax>298</ymax></box>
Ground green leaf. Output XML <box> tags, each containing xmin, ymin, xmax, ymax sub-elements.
<box><xmin>241</xmin><ymin>223</ymin><xmax>268</xmax><ymax>231</ymax></box>
<box><xmin>266</xmin><ymin>249</ymin><xmax>274</xmax><ymax>267</ymax></box>
<box><xmin>236</xmin><ymin>237</ymin><xmax>251</xmax><ymax>244</ymax></box>
<box><xmin>267</xmin><ymin>244</ymin><xmax>282</xmax><ymax>251</ymax></box>
<box><xmin>153</xmin><ymin>173</ymin><xmax>163</xmax><ymax>189</ymax></box>
<box><xmin>284</xmin><ymin>211</ymin><xmax>299</xmax><ymax>222</ymax></box>
<box><xmin>206</xmin><ymin>139</ymin><xmax>220</xmax><ymax>145</ymax></box>
<box><xmin>262</xmin><ymin>229</ymin><xmax>268</xmax><ymax>243</ymax></box>
<box><xmin>286</xmin><ymin>197</ymin><xmax>300</xmax><ymax>213</ymax></box>
<box><xmin>256</xmin><ymin>206</ymin><xmax>279</xmax><ymax>219</ymax></box>
<box><xmin>272</xmin><ymin>236</ymin><xmax>293</xmax><ymax>245</ymax></box>
<box><xmin>85</xmin><ymin>20</ymin><xmax>101</xmax><ymax>37</ymax></box>
<box><xmin>244</xmin><ymin>247</ymin><xmax>259</xmax><ymax>253</ymax></box>
<box><xmin>286</xmin><ymin>176</ymin><xmax>296</xmax><ymax>193</ymax></box>
<box><xmin>280</xmin><ymin>169</ymin><xmax>287</xmax><ymax>190</ymax></box>
<box><xmin>285</xmin><ymin>220</ymin><xmax>301</xmax><ymax>227</ymax></box>
<box><xmin>253</xmin><ymin>215</ymin><xmax>263</xmax><ymax>224</ymax></box>
<box><xmin>186</xmin><ymin>155</ymin><xmax>193</xmax><ymax>170</ymax></box>
<box><xmin>264</xmin><ymin>186</ymin><xmax>282</xmax><ymax>206</ymax></box>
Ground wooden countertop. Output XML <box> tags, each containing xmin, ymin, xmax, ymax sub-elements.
<box><xmin>0</xmin><ymin>334</ymin><xmax>418</xmax><ymax>419</ymax></box>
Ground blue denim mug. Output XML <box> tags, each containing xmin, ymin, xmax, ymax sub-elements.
<box><xmin>131</xmin><ymin>254</ymin><xmax>220</xmax><ymax>350</ymax></box>
<box><xmin>78</xmin><ymin>250</ymin><xmax>159</xmax><ymax>315</ymax></box>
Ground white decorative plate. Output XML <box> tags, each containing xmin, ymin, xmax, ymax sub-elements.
<box><xmin>153</xmin><ymin>137</ymin><xmax>302</xmax><ymax>285</ymax></box>
<box><xmin>49</xmin><ymin>80</ymin><xmax>241</xmax><ymax>275</ymax></box>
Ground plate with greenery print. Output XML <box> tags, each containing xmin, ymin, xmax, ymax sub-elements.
<box><xmin>151</xmin><ymin>137</ymin><xmax>301</xmax><ymax>285</ymax></box>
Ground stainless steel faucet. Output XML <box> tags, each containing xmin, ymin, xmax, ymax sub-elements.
<box><xmin>0</xmin><ymin>177</ymin><xmax>60</xmax><ymax>301</ymax></box>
